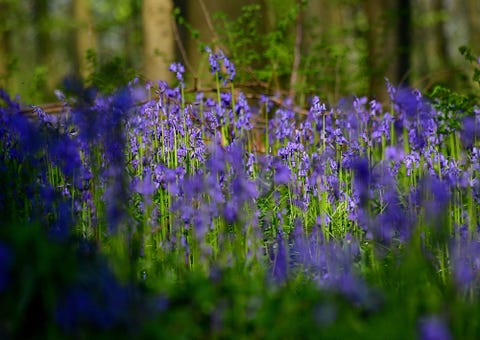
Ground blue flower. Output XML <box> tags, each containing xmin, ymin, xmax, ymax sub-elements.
<box><xmin>169</xmin><ymin>62</ymin><xmax>185</xmax><ymax>87</ymax></box>
<box><xmin>272</xmin><ymin>231</ymin><xmax>288</xmax><ymax>283</ymax></box>
<box><xmin>0</xmin><ymin>242</ymin><xmax>13</xmax><ymax>292</ymax></box>
<box><xmin>273</xmin><ymin>160</ymin><xmax>291</xmax><ymax>185</ymax></box>
<box><xmin>460</xmin><ymin>116</ymin><xmax>480</xmax><ymax>149</ymax></box>
<box><xmin>223</xmin><ymin>55</ymin><xmax>236</xmax><ymax>82</ymax></box>
<box><xmin>206</xmin><ymin>46</ymin><xmax>221</xmax><ymax>74</ymax></box>
<box><xmin>418</xmin><ymin>315</ymin><xmax>451</xmax><ymax>340</ymax></box>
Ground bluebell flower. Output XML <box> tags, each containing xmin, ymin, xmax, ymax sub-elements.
<box><xmin>235</xmin><ymin>92</ymin><xmax>253</xmax><ymax>131</ymax></box>
<box><xmin>351</xmin><ymin>157</ymin><xmax>371</xmax><ymax>206</ymax></box>
<box><xmin>206</xmin><ymin>46</ymin><xmax>221</xmax><ymax>74</ymax></box>
<box><xmin>169</xmin><ymin>62</ymin><xmax>185</xmax><ymax>87</ymax></box>
<box><xmin>450</xmin><ymin>237</ymin><xmax>480</xmax><ymax>294</ymax></box>
<box><xmin>223</xmin><ymin>200</ymin><xmax>238</xmax><ymax>224</ymax></box>
<box><xmin>291</xmin><ymin>231</ymin><xmax>376</xmax><ymax>307</ymax></box>
<box><xmin>55</xmin><ymin>263</ymin><xmax>133</xmax><ymax>332</ymax></box>
<box><xmin>385</xmin><ymin>145</ymin><xmax>404</xmax><ymax>162</ymax></box>
<box><xmin>395</xmin><ymin>86</ymin><xmax>420</xmax><ymax>119</ymax></box>
<box><xmin>460</xmin><ymin>116</ymin><xmax>480</xmax><ymax>149</ymax></box>
<box><xmin>273</xmin><ymin>160</ymin><xmax>291</xmax><ymax>185</ymax></box>
<box><xmin>0</xmin><ymin>242</ymin><xmax>13</xmax><ymax>292</ymax></box>
<box><xmin>135</xmin><ymin>169</ymin><xmax>158</xmax><ymax>203</ymax></box>
<box><xmin>418</xmin><ymin>315</ymin><xmax>452</xmax><ymax>340</ymax></box>
<box><xmin>272</xmin><ymin>231</ymin><xmax>288</xmax><ymax>283</ymax></box>
<box><xmin>223</xmin><ymin>55</ymin><xmax>236</xmax><ymax>82</ymax></box>
<box><xmin>48</xmin><ymin>133</ymin><xmax>82</xmax><ymax>178</ymax></box>
<box><xmin>48</xmin><ymin>201</ymin><xmax>75</xmax><ymax>241</ymax></box>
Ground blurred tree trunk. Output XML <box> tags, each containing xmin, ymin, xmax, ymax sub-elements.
<box><xmin>432</xmin><ymin>0</ymin><xmax>451</xmax><ymax>86</ymax></box>
<box><xmin>33</xmin><ymin>0</ymin><xmax>59</xmax><ymax>92</ymax></box>
<box><xmin>142</xmin><ymin>0</ymin><xmax>174</xmax><ymax>82</ymax></box>
<box><xmin>304</xmin><ymin>0</ymin><xmax>345</xmax><ymax>102</ymax></box>
<box><xmin>365</xmin><ymin>0</ymin><xmax>398</xmax><ymax>102</ymax></box>
<box><xmin>74</xmin><ymin>0</ymin><xmax>96</xmax><ymax>79</ymax></box>
<box><xmin>124</xmin><ymin>0</ymin><xmax>142</xmax><ymax>70</ymax></box>
<box><xmin>0</xmin><ymin>1</ymin><xmax>11</xmax><ymax>87</ymax></box>
<box><xmin>0</xmin><ymin>31</ymin><xmax>8</xmax><ymax>86</ymax></box>
<box><xmin>33</xmin><ymin>0</ymin><xmax>50</xmax><ymax>67</ymax></box>
<box><xmin>397</xmin><ymin>0</ymin><xmax>411</xmax><ymax>85</ymax></box>
<box><xmin>466</xmin><ymin>0</ymin><xmax>480</xmax><ymax>54</ymax></box>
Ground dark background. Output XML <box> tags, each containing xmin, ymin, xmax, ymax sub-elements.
<box><xmin>0</xmin><ymin>0</ymin><xmax>479</xmax><ymax>104</ymax></box>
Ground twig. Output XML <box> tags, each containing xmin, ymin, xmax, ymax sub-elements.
<box><xmin>198</xmin><ymin>0</ymin><xmax>218</xmax><ymax>44</ymax></box>
<box><xmin>171</xmin><ymin>15</ymin><xmax>196</xmax><ymax>80</ymax></box>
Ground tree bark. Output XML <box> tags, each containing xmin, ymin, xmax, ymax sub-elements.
<box><xmin>124</xmin><ymin>0</ymin><xmax>143</xmax><ymax>70</ymax></box>
<box><xmin>365</xmin><ymin>0</ymin><xmax>398</xmax><ymax>102</ymax></box>
<box><xmin>0</xmin><ymin>1</ymin><xmax>12</xmax><ymax>87</ymax></box>
<box><xmin>73</xmin><ymin>0</ymin><xmax>96</xmax><ymax>78</ymax></box>
<box><xmin>467</xmin><ymin>0</ymin><xmax>480</xmax><ymax>55</ymax></box>
<box><xmin>397</xmin><ymin>0</ymin><xmax>411</xmax><ymax>85</ymax></box>
<box><xmin>33</xmin><ymin>0</ymin><xmax>50</xmax><ymax>66</ymax></box>
<box><xmin>142</xmin><ymin>0</ymin><xmax>174</xmax><ymax>82</ymax></box>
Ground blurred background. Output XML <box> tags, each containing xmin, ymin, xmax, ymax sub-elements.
<box><xmin>0</xmin><ymin>0</ymin><xmax>479</xmax><ymax>104</ymax></box>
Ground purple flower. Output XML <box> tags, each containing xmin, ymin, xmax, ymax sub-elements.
<box><xmin>223</xmin><ymin>200</ymin><xmax>238</xmax><ymax>224</ymax></box>
<box><xmin>235</xmin><ymin>92</ymin><xmax>252</xmax><ymax>131</ymax></box>
<box><xmin>291</xmin><ymin>231</ymin><xmax>376</xmax><ymax>307</ymax></box>
<box><xmin>309</xmin><ymin>96</ymin><xmax>327</xmax><ymax>119</ymax></box>
<box><xmin>273</xmin><ymin>160</ymin><xmax>291</xmax><ymax>185</ymax></box>
<box><xmin>272</xmin><ymin>231</ymin><xmax>288</xmax><ymax>283</ymax></box>
<box><xmin>418</xmin><ymin>315</ymin><xmax>451</xmax><ymax>340</ymax></box>
<box><xmin>460</xmin><ymin>116</ymin><xmax>480</xmax><ymax>149</ymax></box>
<box><xmin>49</xmin><ymin>201</ymin><xmax>75</xmax><ymax>241</ymax></box>
<box><xmin>223</xmin><ymin>55</ymin><xmax>236</xmax><ymax>82</ymax></box>
<box><xmin>135</xmin><ymin>169</ymin><xmax>158</xmax><ymax>201</ymax></box>
<box><xmin>351</xmin><ymin>157</ymin><xmax>371</xmax><ymax>207</ymax></box>
<box><xmin>55</xmin><ymin>264</ymin><xmax>132</xmax><ymax>332</ymax></box>
<box><xmin>205</xmin><ymin>47</ymin><xmax>235</xmax><ymax>84</ymax></box>
<box><xmin>385</xmin><ymin>145</ymin><xmax>404</xmax><ymax>162</ymax></box>
<box><xmin>169</xmin><ymin>62</ymin><xmax>185</xmax><ymax>86</ymax></box>
<box><xmin>206</xmin><ymin>46</ymin><xmax>221</xmax><ymax>74</ymax></box>
<box><xmin>0</xmin><ymin>242</ymin><xmax>13</xmax><ymax>292</ymax></box>
<box><xmin>47</xmin><ymin>133</ymin><xmax>82</xmax><ymax>178</ymax></box>
<box><xmin>395</xmin><ymin>87</ymin><xmax>421</xmax><ymax>118</ymax></box>
<box><xmin>450</xmin><ymin>238</ymin><xmax>480</xmax><ymax>293</ymax></box>
<box><xmin>424</xmin><ymin>176</ymin><xmax>450</xmax><ymax>219</ymax></box>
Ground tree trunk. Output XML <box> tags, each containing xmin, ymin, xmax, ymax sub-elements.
<box><xmin>142</xmin><ymin>0</ymin><xmax>174</xmax><ymax>82</ymax></box>
<box><xmin>73</xmin><ymin>0</ymin><xmax>96</xmax><ymax>79</ymax></box>
<box><xmin>432</xmin><ymin>0</ymin><xmax>452</xmax><ymax>86</ymax></box>
<box><xmin>467</xmin><ymin>0</ymin><xmax>480</xmax><ymax>55</ymax></box>
<box><xmin>33</xmin><ymin>0</ymin><xmax>50</xmax><ymax>66</ymax></box>
<box><xmin>0</xmin><ymin>1</ymin><xmax>12</xmax><ymax>87</ymax></box>
<box><xmin>365</xmin><ymin>0</ymin><xmax>398</xmax><ymax>102</ymax></box>
<box><xmin>397</xmin><ymin>0</ymin><xmax>411</xmax><ymax>85</ymax></box>
<box><xmin>123</xmin><ymin>0</ymin><xmax>142</xmax><ymax>71</ymax></box>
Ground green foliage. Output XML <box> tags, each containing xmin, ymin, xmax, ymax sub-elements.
<box><xmin>214</xmin><ymin>5</ymin><xmax>265</xmax><ymax>79</ymax></box>
<box><xmin>0</xmin><ymin>220</ymin><xmax>79</xmax><ymax>338</ymax></box>
<box><xmin>428</xmin><ymin>85</ymin><xmax>478</xmax><ymax>134</ymax></box>
<box><xmin>207</xmin><ymin>0</ymin><xmax>367</xmax><ymax>103</ymax></box>
<box><xmin>85</xmin><ymin>49</ymin><xmax>139</xmax><ymax>94</ymax></box>
<box><xmin>459</xmin><ymin>45</ymin><xmax>480</xmax><ymax>86</ymax></box>
<box><xmin>213</xmin><ymin>1</ymin><xmax>300</xmax><ymax>92</ymax></box>
<box><xmin>427</xmin><ymin>46</ymin><xmax>480</xmax><ymax>135</ymax></box>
